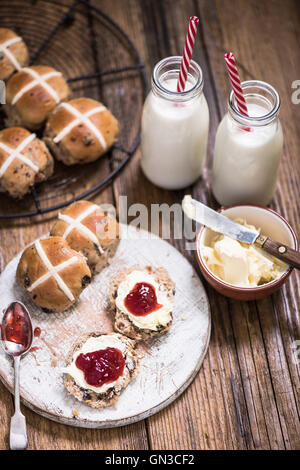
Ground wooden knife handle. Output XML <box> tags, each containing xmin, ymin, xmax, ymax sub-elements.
<box><xmin>258</xmin><ymin>237</ymin><xmax>300</xmax><ymax>270</ymax></box>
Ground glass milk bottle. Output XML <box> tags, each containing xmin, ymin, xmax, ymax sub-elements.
<box><xmin>141</xmin><ymin>56</ymin><xmax>209</xmax><ymax>190</ymax></box>
<box><xmin>212</xmin><ymin>80</ymin><xmax>283</xmax><ymax>206</ymax></box>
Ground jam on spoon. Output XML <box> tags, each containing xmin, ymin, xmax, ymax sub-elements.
<box><xmin>124</xmin><ymin>282</ymin><xmax>162</xmax><ymax>316</ymax></box>
<box><xmin>75</xmin><ymin>347</ymin><xmax>125</xmax><ymax>387</ymax></box>
<box><xmin>1</xmin><ymin>301</ymin><xmax>33</xmax><ymax>450</ymax></box>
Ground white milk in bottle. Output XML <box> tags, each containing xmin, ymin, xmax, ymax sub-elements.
<box><xmin>212</xmin><ymin>80</ymin><xmax>283</xmax><ymax>206</ymax></box>
<box><xmin>141</xmin><ymin>56</ymin><xmax>209</xmax><ymax>190</ymax></box>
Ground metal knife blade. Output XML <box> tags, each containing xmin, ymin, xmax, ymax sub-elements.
<box><xmin>182</xmin><ymin>195</ymin><xmax>259</xmax><ymax>245</ymax></box>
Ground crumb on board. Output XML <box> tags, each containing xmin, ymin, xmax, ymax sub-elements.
<box><xmin>181</xmin><ymin>316</ymin><xmax>186</xmax><ymax>321</ymax></box>
<box><xmin>72</xmin><ymin>409</ymin><xmax>79</xmax><ymax>418</ymax></box>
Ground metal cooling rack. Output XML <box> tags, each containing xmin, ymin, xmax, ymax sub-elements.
<box><xmin>0</xmin><ymin>0</ymin><xmax>148</xmax><ymax>219</ymax></box>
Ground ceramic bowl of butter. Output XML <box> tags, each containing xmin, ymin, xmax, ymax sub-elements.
<box><xmin>196</xmin><ymin>204</ymin><xmax>298</xmax><ymax>300</ymax></box>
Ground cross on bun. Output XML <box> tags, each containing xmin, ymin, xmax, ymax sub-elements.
<box><xmin>5</xmin><ymin>65</ymin><xmax>70</xmax><ymax>130</ymax></box>
<box><xmin>43</xmin><ymin>97</ymin><xmax>119</xmax><ymax>165</ymax></box>
<box><xmin>50</xmin><ymin>200</ymin><xmax>120</xmax><ymax>274</ymax></box>
<box><xmin>0</xmin><ymin>28</ymin><xmax>29</xmax><ymax>81</ymax></box>
<box><xmin>16</xmin><ymin>236</ymin><xmax>91</xmax><ymax>312</ymax></box>
<box><xmin>0</xmin><ymin>127</ymin><xmax>54</xmax><ymax>199</ymax></box>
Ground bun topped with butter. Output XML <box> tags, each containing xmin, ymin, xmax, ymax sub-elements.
<box><xmin>109</xmin><ymin>266</ymin><xmax>175</xmax><ymax>341</ymax></box>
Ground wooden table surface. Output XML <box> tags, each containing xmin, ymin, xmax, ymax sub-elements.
<box><xmin>0</xmin><ymin>0</ymin><xmax>299</xmax><ymax>450</ymax></box>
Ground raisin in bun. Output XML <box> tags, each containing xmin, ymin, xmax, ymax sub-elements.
<box><xmin>5</xmin><ymin>65</ymin><xmax>70</xmax><ymax>130</ymax></box>
<box><xmin>50</xmin><ymin>200</ymin><xmax>120</xmax><ymax>274</ymax></box>
<box><xmin>16</xmin><ymin>236</ymin><xmax>91</xmax><ymax>312</ymax></box>
<box><xmin>0</xmin><ymin>28</ymin><xmax>29</xmax><ymax>81</ymax></box>
<box><xmin>0</xmin><ymin>127</ymin><xmax>54</xmax><ymax>199</ymax></box>
<box><xmin>63</xmin><ymin>332</ymin><xmax>142</xmax><ymax>410</ymax></box>
<box><xmin>109</xmin><ymin>266</ymin><xmax>175</xmax><ymax>342</ymax></box>
<box><xmin>43</xmin><ymin>97</ymin><xmax>119</xmax><ymax>165</ymax></box>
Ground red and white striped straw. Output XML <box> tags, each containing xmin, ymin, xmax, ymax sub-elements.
<box><xmin>177</xmin><ymin>16</ymin><xmax>199</xmax><ymax>92</ymax></box>
<box><xmin>224</xmin><ymin>52</ymin><xmax>249</xmax><ymax>116</ymax></box>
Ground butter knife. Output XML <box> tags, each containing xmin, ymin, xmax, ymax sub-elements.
<box><xmin>182</xmin><ymin>196</ymin><xmax>300</xmax><ymax>270</ymax></box>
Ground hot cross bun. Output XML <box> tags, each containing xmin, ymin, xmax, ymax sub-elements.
<box><xmin>50</xmin><ymin>200</ymin><xmax>120</xmax><ymax>274</ymax></box>
<box><xmin>16</xmin><ymin>236</ymin><xmax>91</xmax><ymax>312</ymax></box>
<box><xmin>109</xmin><ymin>266</ymin><xmax>175</xmax><ymax>341</ymax></box>
<box><xmin>0</xmin><ymin>127</ymin><xmax>54</xmax><ymax>199</ymax></box>
<box><xmin>43</xmin><ymin>97</ymin><xmax>119</xmax><ymax>165</ymax></box>
<box><xmin>5</xmin><ymin>65</ymin><xmax>70</xmax><ymax>130</ymax></box>
<box><xmin>0</xmin><ymin>28</ymin><xmax>29</xmax><ymax>81</ymax></box>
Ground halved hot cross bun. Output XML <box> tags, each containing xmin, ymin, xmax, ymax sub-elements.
<box><xmin>0</xmin><ymin>28</ymin><xmax>29</xmax><ymax>81</ymax></box>
<box><xmin>50</xmin><ymin>200</ymin><xmax>120</xmax><ymax>274</ymax></box>
<box><xmin>16</xmin><ymin>236</ymin><xmax>92</xmax><ymax>312</ymax></box>
<box><xmin>5</xmin><ymin>65</ymin><xmax>70</xmax><ymax>130</ymax></box>
<box><xmin>0</xmin><ymin>127</ymin><xmax>54</xmax><ymax>199</ymax></box>
<box><xmin>63</xmin><ymin>332</ymin><xmax>142</xmax><ymax>410</ymax></box>
<box><xmin>43</xmin><ymin>97</ymin><xmax>119</xmax><ymax>165</ymax></box>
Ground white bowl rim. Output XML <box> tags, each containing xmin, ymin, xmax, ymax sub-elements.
<box><xmin>197</xmin><ymin>204</ymin><xmax>298</xmax><ymax>292</ymax></box>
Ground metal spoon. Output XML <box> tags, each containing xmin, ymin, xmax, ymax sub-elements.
<box><xmin>1</xmin><ymin>301</ymin><xmax>33</xmax><ymax>450</ymax></box>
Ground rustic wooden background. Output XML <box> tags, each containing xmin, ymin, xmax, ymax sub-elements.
<box><xmin>0</xmin><ymin>0</ymin><xmax>299</xmax><ymax>450</ymax></box>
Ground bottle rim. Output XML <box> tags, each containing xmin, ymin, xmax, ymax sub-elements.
<box><xmin>228</xmin><ymin>80</ymin><xmax>280</xmax><ymax>127</ymax></box>
<box><xmin>152</xmin><ymin>56</ymin><xmax>204</xmax><ymax>101</ymax></box>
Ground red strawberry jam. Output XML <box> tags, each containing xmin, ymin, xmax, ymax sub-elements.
<box><xmin>125</xmin><ymin>282</ymin><xmax>162</xmax><ymax>316</ymax></box>
<box><xmin>75</xmin><ymin>347</ymin><xmax>125</xmax><ymax>387</ymax></box>
<box><xmin>1</xmin><ymin>302</ymin><xmax>33</xmax><ymax>356</ymax></box>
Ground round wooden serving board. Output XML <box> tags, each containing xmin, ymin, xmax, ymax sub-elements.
<box><xmin>0</xmin><ymin>225</ymin><xmax>211</xmax><ymax>429</ymax></box>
